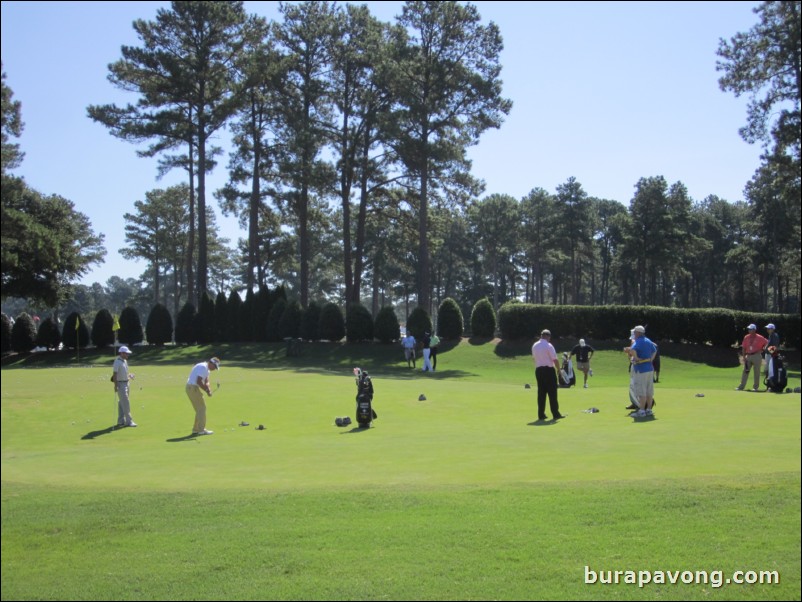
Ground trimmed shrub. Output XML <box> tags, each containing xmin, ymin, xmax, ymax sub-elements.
<box><xmin>471</xmin><ymin>298</ymin><xmax>496</xmax><ymax>338</ymax></box>
<box><xmin>266</xmin><ymin>298</ymin><xmax>287</xmax><ymax>341</ymax></box>
<box><xmin>175</xmin><ymin>302</ymin><xmax>197</xmax><ymax>345</ymax></box>
<box><xmin>214</xmin><ymin>291</ymin><xmax>228</xmax><ymax>343</ymax></box>
<box><xmin>374</xmin><ymin>306</ymin><xmax>400</xmax><ymax>344</ymax></box>
<box><xmin>279</xmin><ymin>300</ymin><xmax>303</xmax><ymax>340</ymax></box>
<box><xmin>300</xmin><ymin>301</ymin><xmax>321</xmax><ymax>341</ymax></box>
<box><xmin>195</xmin><ymin>292</ymin><xmax>215</xmax><ymax>345</ymax></box>
<box><xmin>406</xmin><ymin>307</ymin><xmax>432</xmax><ymax>340</ymax></box>
<box><xmin>62</xmin><ymin>311</ymin><xmax>90</xmax><ymax>349</ymax></box>
<box><xmin>36</xmin><ymin>316</ymin><xmax>62</xmax><ymax>350</ymax></box>
<box><xmin>146</xmin><ymin>303</ymin><xmax>173</xmax><ymax>346</ymax></box>
<box><xmin>1</xmin><ymin>313</ymin><xmax>12</xmax><ymax>353</ymax></box>
<box><xmin>319</xmin><ymin>303</ymin><xmax>345</xmax><ymax>342</ymax></box>
<box><xmin>91</xmin><ymin>309</ymin><xmax>115</xmax><ymax>348</ymax></box>
<box><xmin>437</xmin><ymin>297</ymin><xmax>464</xmax><ymax>340</ymax></box>
<box><xmin>226</xmin><ymin>290</ymin><xmax>242</xmax><ymax>343</ymax></box>
<box><xmin>12</xmin><ymin>312</ymin><xmax>38</xmax><ymax>353</ymax></box>
<box><xmin>118</xmin><ymin>306</ymin><xmax>144</xmax><ymax>347</ymax></box>
<box><xmin>346</xmin><ymin>303</ymin><xmax>374</xmax><ymax>342</ymax></box>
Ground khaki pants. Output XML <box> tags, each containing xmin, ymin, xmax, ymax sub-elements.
<box><xmin>739</xmin><ymin>352</ymin><xmax>764</xmax><ymax>390</ymax></box>
<box><xmin>185</xmin><ymin>384</ymin><xmax>207</xmax><ymax>433</ymax></box>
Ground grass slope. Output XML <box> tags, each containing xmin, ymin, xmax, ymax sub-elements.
<box><xmin>2</xmin><ymin>339</ymin><xmax>800</xmax><ymax>600</ymax></box>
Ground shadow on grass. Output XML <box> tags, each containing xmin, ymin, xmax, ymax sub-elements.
<box><xmin>340</xmin><ymin>426</ymin><xmax>373</xmax><ymax>434</ymax></box>
<box><xmin>166</xmin><ymin>433</ymin><xmax>199</xmax><ymax>443</ymax></box>
<box><xmin>81</xmin><ymin>425</ymin><xmax>120</xmax><ymax>440</ymax></box>
<box><xmin>527</xmin><ymin>419</ymin><xmax>560</xmax><ymax>427</ymax></box>
<box><xmin>4</xmin><ymin>339</ymin><xmax>798</xmax><ymax>373</ymax></box>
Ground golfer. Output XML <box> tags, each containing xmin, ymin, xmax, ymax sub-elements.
<box><xmin>625</xmin><ymin>326</ymin><xmax>657</xmax><ymax>417</ymax></box>
<box><xmin>112</xmin><ymin>346</ymin><xmax>137</xmax><ymax>427</ymax></box>
<box><xmin>570</xmin><ymin>338</ymin><xmax>595</xmax><ymax>388</ymax></box>
<box><xmin>532</xmin><ymin>329</ymin><xmax>565</xmax><ymax>421</ymax></box>
<box><xmin>186</xmin><ymin>357</ymin><xmax>220</xmax><ymax>436</ymax></box>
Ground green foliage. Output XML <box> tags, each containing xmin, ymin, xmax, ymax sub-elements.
<box><xmin>61</xmin><ymin>311</ymin><xmax>89</xmax><ymax>350</ymax></box>
<box><xmin>0</xmin><ymin>312</ymin><xmax>11</xmax><ymax>352</ymax></box>
<box><xmin>406</xmin><ymin>307</ymin><xmax>432</xmax><ymax>340</ymax></box>
<box><xmin>174</xmin><ymin>302</ymin><xmax>196</xmax><ymax>345</ymax></box>
<box><xmin>11</xmin><ymin>312</ymin><xmax>37</xmax><ymax>352</ymax></box>
<box><xmin>267</xmin><ymin>298</ymin><xmax>288</xmax><ymax>342</ymax></box>
<box><xmin>437</xmin><ymin>297</ymin><xmax>463</xmax><ymax>340</ymax></box>
<box><xmin>319</xmin><ymin>302</ymin><xmax>345</xmax><ymax>342</ymax></box>
<box><xmin>214</xmin><ymin>291</ymin><xmax>228</xmax><ymax>343</ymax></box>
<box><xmin>226</xmin><ymin>290</ymin><xmax>242</xmax><ymax>343</ymax></box>
<box><xmin>495</xmin><ymin>303</ymin><xmax>802</xmax><ymax>348</ymax></box>
<box><xmin>118</xmin><ymin>306</ymin><xmax>143</xmax><ymax>347</ymax></box>
<box><xmin>146</xmin><ymin>303</ymin><xmax>173</xmax><ymax>346</ymax></box>
<box><xmin>195</xmin><ymin>292</ymin><xmax>215</xmax><ymax>345</ymax></box>
<box><xmin>279</xmin><ymin>300</ymin><xmax>302</xmax><ymax>340</ymax></box>
<box><xmin>346</xmin><ymin>303</ymin><xmax>374</xmax><ymax>343</ymax></box>
<box><xmin>300</xmin><ymin>301</ymin><xmax>321</xmax><ymax>341</ymax></box>
<box><xmin>35</xmin><ymin>316</ymin><xmax>61</xmax><ymax>350</ymax></box>
<box><xmin>373</xmin><ymin>306</ymin><xmax>400</xmax><ymax>344</ymax></box>
<box><xmin>1</xmin><ymin>175</ymin><xmax>106</xmax><ymax>306</ymax></box>
<box><xmin>470</xmin><ymin>298</ymin><xmax>496</xmax><ymax>338</ymax></box>
<box><xmin>90</xmin><ymin>308</ymin><xmax>114</xmax><ymax>348</ymax></box>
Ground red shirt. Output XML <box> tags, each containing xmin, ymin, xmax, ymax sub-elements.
<box><xmin>741</xmin><ymin>333</ymin><xmax>768</xmax><ymax>355</ymax></box>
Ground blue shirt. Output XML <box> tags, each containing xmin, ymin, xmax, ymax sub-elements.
<box><xmin>631</xmin><ymin>336</ymin><xmax>656</xmax><ymax>373</ymax></box>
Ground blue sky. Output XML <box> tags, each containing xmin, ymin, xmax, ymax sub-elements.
<box><xmin>1</xmin><ymin>1</ymin><xmax>764</xmax><ymax>287</ymax></box>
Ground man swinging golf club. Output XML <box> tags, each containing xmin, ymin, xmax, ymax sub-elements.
<box><xmin>186</xmin><ymin>357</ymin><xmax>221</xmax><ymax>436</ymax></box>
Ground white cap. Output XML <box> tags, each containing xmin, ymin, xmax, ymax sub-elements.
<box><xmin>747</xmin><ymin>324</ymin><xmax>757</xmax><ymax>330</ymax></box>
<box><xmin>119</xmin><ymin>346</ymin><xmax>132</xmax><ymax>354</ymax></box>
<box><xmin>633</xmin><ymin>325</ymin><xmax>645</xmax><ymax>334</ymax></box>
<box><xmin>765</xmin><ymin>323</ymin><xmax>776</xmax><ymax>330</ymax></box>
<box><xmin>579</xmin><ymin>339</ymin><xmax>586</xmax><ymax>346</ymax></box>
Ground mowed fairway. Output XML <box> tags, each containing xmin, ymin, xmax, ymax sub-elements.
<box><xmin>2</xmin><ymin>340</ymin><xmax>800</xmax><ymax>600</ymax></box>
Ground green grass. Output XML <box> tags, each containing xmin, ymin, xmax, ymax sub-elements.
<box><xmin>2</xmin><ymin>339</ymin><xmax>800</xmax><ymax>600</ymax></box>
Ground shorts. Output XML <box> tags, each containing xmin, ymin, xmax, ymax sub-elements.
<box><xmin>404</xmin><ymin>348</ymin><xmax>415</xmax><ymax>359</ymax></box>
<box><xmin>632</xmin><ymin>371</ymin><xmax>654</xmax><ymax>399</ymax></box>
<box><xmin>577</xmin><ymin>361</ymin><xmax>590</xmax><ymax>372</ymax></box>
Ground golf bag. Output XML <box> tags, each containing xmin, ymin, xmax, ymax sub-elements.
<box><xmin>354</xmin><ymin>369</ymin><xmax>377</xmax><ymax>428</ymax></box>
<box><xmin>559</xmin><ymin>358</ymin><xmax>576</xmax><ymax>388</ymax></box>
<box><xmin>764</xmin><ymin>348</ymin><xmax>788</xmax><ymax>393</ymax></box>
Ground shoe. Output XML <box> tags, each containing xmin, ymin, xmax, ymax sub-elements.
<box><xmin>127</xmin><ymin>422</ymin><xmax>138</xmax><ymax>427</ymax></box>
<box><xmin>628</xmin><ymin>410</ymin><xmax>641</xmax><ymax>417</ymax></box>
<box><xmin>584</xmin><ymin>384</ymin><xmax>588</xmax><ymax>388</ymax></box>
<box><xmin>751</xmin><ymin>387</ymin><xmax>760</xmax><ymax>392</ymax></box>
<box><xmin>636</xmin><ymin>409</ymin><xmax>647</xmax><ymax>417</ymax></box>
<box><xmin>538</xmin><ymin>416</ymin><xmax>548</xmax><ymax>421</ymax></box>
<box><xmin>645</xmin><ymin>409</ymin><xmax>654</xmax><ymax>416</ymax></box>
<box><xmin>198</xmin><ymin>429</ymin><xmax>214</xmax><ymax>435</ymax></box>
<box><xmin>735</xmin><ymin>386</ymin><xmax>744</xmax><ymax>391</ymax></box>
<box><xmin>553</xmin><ymin>414</ymin><xmax>566</xmax><ymax>420</ymax></box>
<box><xmin>589</xmin><ymin>369</ymin><xmax>593</xmax><ymax>376</ymax></box>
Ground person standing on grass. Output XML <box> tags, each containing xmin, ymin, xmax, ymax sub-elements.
<box><xmin>112</xmin><ymin>346</ymin><xmax>137</xmax><ymax>428</ymax></box>
<box><xmin>570</xmin><ymin>338</ymin><xmax>595</xmax><ymax>388</ymax></box>
<box><xmin>625</xmin><ymin>326</ymin><xmax>657</xmax><ymax>417</ymax></box>
<box><xmin>402</xmin><ymin>331</ymin><xmax>417</xmax><ymax>369</ymax></box>
<box><xmin>186</xmin><ymin>357</ymin><xmax>220</xmax><ymax>436</ymax></box>
<box><xmin>532</xmin><ymin>329</ymin><xmax>565</xmax><ymax>421</ymax></box>
<box><xmin>736</xmin><ymin>324</ymin><xmax>767</xmax><ymax>391</ymax></box>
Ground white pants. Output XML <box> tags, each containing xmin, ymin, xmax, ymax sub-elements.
<box><xmin>422</xmin><ymin>348</ymin><xmax>432</xmax><ymax>371</ymax></box>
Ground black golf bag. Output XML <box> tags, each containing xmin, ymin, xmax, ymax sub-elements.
<box><xmin>764</xmin><ymin>348</ymin><xmax>788</xmax><ymax>393</ymax></box>
<box><xmin>355</xmin><ymin>370</ymin><xmax>377</xmax><ymax>428</ymax></box>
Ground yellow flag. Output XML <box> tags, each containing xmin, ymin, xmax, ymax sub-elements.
<box><xmin>112</xmin><ymin>315</ymin><xmax>120</xmax><ymax>332</ymax></box>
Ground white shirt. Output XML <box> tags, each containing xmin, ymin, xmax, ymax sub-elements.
<box><xmin>113</xmin><ymin>356</ymin><xmax>130</xmax><ymax>382</ymax></box>
<box><xmin>187</xmin><ymin>362</ymin><xmax>210</xmax><ymax>386</ymax></box>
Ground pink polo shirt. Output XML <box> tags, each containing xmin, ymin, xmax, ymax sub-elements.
<box><xmin>532</xmin><ymin>338</ymin><xmax>558</xmax><ymax>367</ymax></box>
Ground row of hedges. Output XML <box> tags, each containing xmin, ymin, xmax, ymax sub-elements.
<box><xmin>497</xmin><ymin>303</ymin><xmax>801</xmax><ymax>349</ymax></box>
<box><xmin>2</xmin><ymin>295</ymin><xmax>504</xmax><ymax>353</ymax></box>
